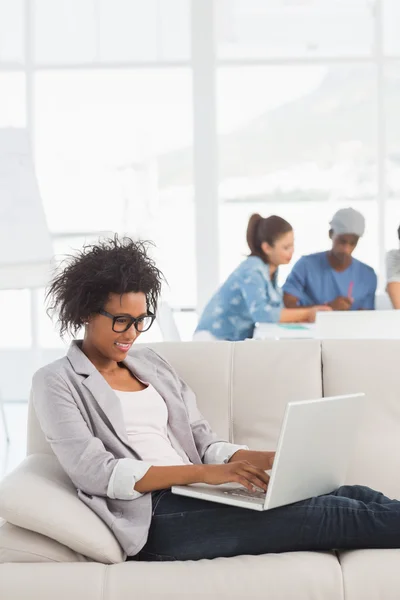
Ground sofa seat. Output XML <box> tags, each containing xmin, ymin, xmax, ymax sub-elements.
<box><xmin>0</xmin><ymin>551</ymin><xmax>343</xmax><ymax>600</ymax></box>
<box><xmin>338</xmin><ymin>549</ymin><xmax>400</xmax><ymax>600</ymax></box>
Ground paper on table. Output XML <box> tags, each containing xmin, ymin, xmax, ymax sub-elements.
<box><xmin>278</xmin><ymin>324</ymin><xmax>310</xmax><ymax>330</ymax></box>
<box><xmin>253</xmin><ymin>323</ymin><xmax>316</xmax><ymax>340</ymax></box>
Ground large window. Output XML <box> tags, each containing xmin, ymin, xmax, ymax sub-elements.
<box><xmin>0</xmin><ymin>0</ymin><xmax>24</xmax><ymax>64</ymax></box>
<box><xmin>0</xmin><ymin>71</ymin><xmax>27</xmax><ymax>350</ymax></box>
<box><xmin>217</xmin><ymin>64</ymin><xmax>378</xmax><ymax>284</ymax></box>
<box><xmin>1</xmin><ymin>0</ymin><xmax>400</xmax><ymax>358</ymax></box>
<box><xmin>0</xmin><ymin>290</ymin><xmax>31</xmax><ymax>349</ymax></box>
<box><xmin>35</xmin><ymin>69</ymin><xmax>195</xmax><ymax>309</ymax></box>
<box><xmin>216</xmin><ymin>0</ymin><xmax>375</xmax><ymax>59</ymax></box>
<box><xmin>34</xmin><ymin>0</ymin><xmax>190</xmax><ymax>64</ymax></box>
<box><xmin>0</xmin><ymin>73</ymin><xmax>25</xmax><ymax>127</ymax></box>
<box><xmin>385</xmin><ymin>65</ymin><xmax>400</xmax><ymax>252</ymax></box>
<box><xmin>383</xmin><ymin>0</ymin><xmax>400</xmax><ymax>56</ymax></box>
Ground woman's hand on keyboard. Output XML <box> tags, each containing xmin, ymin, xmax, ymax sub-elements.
<box><xmin>228</xmin><ymin>449</ymin><xmax>275</xmax><ymax>471</ymax></box>
<box><xmin>201</xmin><ymin>461</ymin><xmax>270</xmax><ymax>492</ymax></box>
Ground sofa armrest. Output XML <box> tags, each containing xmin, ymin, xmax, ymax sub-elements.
<box><xmin>0</xmin><ymin>454</ymin><xmax>124</xmax><ymax>564</ymax></box>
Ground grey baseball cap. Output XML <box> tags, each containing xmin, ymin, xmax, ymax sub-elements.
<box><xmin>329</xmin><ymin>208</ymin><xmax>365</xmax><ymax>237</ymax></box>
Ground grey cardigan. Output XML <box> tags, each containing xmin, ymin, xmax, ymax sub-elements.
<box><xmin>32</xmin><ymin>341</ymin><xmax>224</xmax><ymax>557</ymax></box>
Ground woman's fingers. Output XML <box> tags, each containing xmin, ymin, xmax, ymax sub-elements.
<box><xmin>238</xmin><ymin>467</ymin><xmax>270</xmax><ymax>491</ymax></box>
<box><xmin>237</xmin><ymin>476</ymin><xmax>255</xmax><ymax>491</ymax></box>
<box><xmin>230</xmin><ymin>461</ymin><xmax>270</xmax><ymax>491</ymax></box>
<box><xmin>244</xmin><ymin>465</ymin><xmax>270</xmax><ymax>484</ymax></box>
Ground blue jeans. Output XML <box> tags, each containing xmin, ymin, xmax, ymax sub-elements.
<box><xmin>134</xmin><ymin>485</ymin><xmax>400</xmax><ymax>561</ymax></box>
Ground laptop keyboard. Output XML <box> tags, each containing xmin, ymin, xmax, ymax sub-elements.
<box><xmin>222</xmin><ymin>487</ymin><xmax>266</xmax><ymax>501</ymax></box>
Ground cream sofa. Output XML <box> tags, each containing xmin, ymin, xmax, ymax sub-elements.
<box><xmin>1</xmin><ymin>339</ymin><xmax>400</xmax><ymax>600</ymax></box>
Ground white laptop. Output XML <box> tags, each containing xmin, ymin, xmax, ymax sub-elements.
<box><xmin>315</xmin><ymin>310</ymin><xmax>400</xmax><ymax>340</ymax></box>
<box><xmin>172</xmin><ymin>393</ymin><xmax>365</xmax><ymax>511</ymax></box>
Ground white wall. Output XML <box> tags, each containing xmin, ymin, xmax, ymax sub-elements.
<box><xmin>0</xmin><ymin>349</ymin><xmax>65</xmax><ymax>402</ymax></box>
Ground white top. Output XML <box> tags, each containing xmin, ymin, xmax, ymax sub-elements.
<box><xmin>107</xmin><ymin>384</ymin><xmax>248</xmax><ymax>500</ymax></box>
<box><xmin>386</xmin><ymin>249</ymin><xmax>400</xmax><ymax>283</ymax></box>
<box><xmin>117</xmin><ymin>385</ymin><xmax>191</xmax><ymax>467</ymax></box>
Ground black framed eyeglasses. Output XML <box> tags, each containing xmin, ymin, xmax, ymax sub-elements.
<box><xmin>99</xmin><ymin>309</ymin><xmax>155</xmax><ymax>333</ymax></box>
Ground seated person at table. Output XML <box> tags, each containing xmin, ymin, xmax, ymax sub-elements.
<box><xmin>194</xmin><ymin>214</ymin><xmax>330</xmax><ymax>342</ymax></box>
<box><xmin>386</xmin><ymin>225</ymin><xmax>400</xmax><ymax>309</ymax></box>
<box><xmin>283</xmin><ymin>208</ymin><xmax>377</xmax><ymax>311</ymax></box>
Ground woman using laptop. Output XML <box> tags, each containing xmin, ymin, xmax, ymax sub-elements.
<box><xmin>194</xmin><ymin>214</ymin><xmax>330</xmax><ymax>341</ymax></box>
<box><xmin>33</xmin><ymin>236</ymin><xmax>400</xmax><ymax>561</ymax></box>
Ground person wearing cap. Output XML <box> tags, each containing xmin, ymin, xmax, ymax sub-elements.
<box><xmin>283</xmin><ymin>208</ymin><xmax>377</xmax><ymax>311</ymax></box>
<box><xmin>194</xmin><ymin>213</ymin><xmax>330</xmax><ymax>341</ymax></box>
<box><xmin>385</xmin><ymin>225</ymin><xmax>400</xmax><ymax>309</ymax></box>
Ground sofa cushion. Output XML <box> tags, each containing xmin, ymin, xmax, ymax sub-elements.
<box><xmin>0</xmin><ymin>454</ymin><xmax>124</xmax><ymax>564</ymax></box>
<box><xmin>108</xmin><ymin>551</ymin><xmax>343</xmax><ymax>600</ymax></box>
<box><xmin>339</xmin><ymin>549</ymin><xmax>400</xmax><ymax>600</ymax></box>
<box><xmin>0</xmin><ymin>563</ymin><xmax>107</xmax><ymax>600</ymax></box>
<box><xmin>231</xmin><ymin>340</ymin><xmax>323</xmax><ymax>449</ymax></box>
<box><xmin>145</xmin><ymin>341</ymin><xmax>234</xmax><ymax>441</ymax></box>
<box><xmin>322</xmin><ymin>339</ymin><xmax>400</xmax><ymax>499</ymax></box>
<box><xmin>0</xmin><ymin>519</ymin><xmax>88</xmax><ymax>563</ymax></box>
<box><xmin>0</xmin><ymin>553</ymin><xmax>343</xmax><ymax>600</ymax></box>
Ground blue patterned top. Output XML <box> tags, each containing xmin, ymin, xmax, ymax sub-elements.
<box><xmin>195</xmin><ymin>256</ymin><xmax>283</xmax><ymax>341</ymax></box>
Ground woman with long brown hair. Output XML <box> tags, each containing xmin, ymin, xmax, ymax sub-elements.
<box><xmin>194</xmin><ymin>214</ymin><xmax>330</xmax><ymax>341</ymax></box>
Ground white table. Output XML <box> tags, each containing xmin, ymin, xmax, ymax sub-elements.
<box><xmin>253</xmin><ymin>323</ymin><xmax>316</xmax><ymax>340</ymax></box>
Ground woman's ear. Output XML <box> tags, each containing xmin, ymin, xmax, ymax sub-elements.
<box><xmin>260</xmin><ymin>241</ymin><xmax>272</xmax><ymax>257</ymax></box>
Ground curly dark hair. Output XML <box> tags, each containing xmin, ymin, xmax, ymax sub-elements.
<box><xmin>46</xmin><ymin>236</ymin><xmax>164</xmax><ymax>337</ymax></box>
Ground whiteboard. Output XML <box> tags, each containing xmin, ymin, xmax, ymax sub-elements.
<box><xmin>0</xmin><ymin>128</ymin><xmax>53</xmax><ymax>288</ymax></box>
